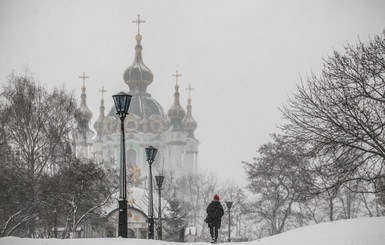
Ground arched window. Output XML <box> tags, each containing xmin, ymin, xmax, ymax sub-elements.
<box><xmin>127</xmin><ymin>149</ymin><xmax>137</xmax><ymax>166</ymax></box>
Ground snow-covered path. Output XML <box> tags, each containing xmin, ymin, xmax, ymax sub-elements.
<box><xmin>1</xmin><ymin>217</ymin><xmax>384</xmax><ymax>245</ymax></box>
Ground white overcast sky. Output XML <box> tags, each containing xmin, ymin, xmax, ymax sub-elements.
<box><xmin>0</xmin><ymin>0</ymin><xmax>384</xmax><ymax>186</ymax></box>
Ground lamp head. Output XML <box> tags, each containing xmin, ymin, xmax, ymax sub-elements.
<box><xmin>145</xmin><ymin>145</ymin><xmax>158</xmax><ymax>163</ymax></box>
<box><xmin>155</xmin><ymin>175</ymin><xmax>165</xmax><ymax>189</ymax></box>
<box><xmin>112</xmin><ymin>92</ymin><xmax>132</xmax><ymax>118</ymax></box>
<box><xmin>225</xmin><ymin>201</ymin><xmax>233</xmax><ymax>210</ymax></box>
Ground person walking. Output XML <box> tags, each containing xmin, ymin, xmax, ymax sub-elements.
<box><xmin>206</xmin><ymin>194</ymin><xmax>224</xmax><ymax>243</ymax></box>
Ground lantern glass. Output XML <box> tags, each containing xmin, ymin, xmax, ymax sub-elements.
<box><xmin>225</xmin><ymin>201</ymin><xmax>233</xmax><ymax>210</ymax></box>
<box><xmin>155</xmin><ymin>175</ymin><xmax>165</xmax><ymax>189</ymax></box>
<box><xmin>145</xmin><ymin>146</ymin><xmax>158</xmax><ymax>162</ymax></box>
<box><xmin>112</xmin><ymin>92</ymin><xmax>132</xmax><ymax>116</ymax></box>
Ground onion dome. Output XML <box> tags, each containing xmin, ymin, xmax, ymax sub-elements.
<box><xmin>168</xmin><ymin>81</ymin><xmax>186</xmax><ymax>131</ymax></box>
<box><xmin>94</xmin><ymin>87</ymin><xmax>106</xmax><ymax>138</ymax></box>
<box><xmin>183</xmin><ymin>86</ymin><xmax>197</xmax><ymax>138</ymax></box>
<box><xmin>104</xmin><ymin>17</ymin><xmax>168</xmax><ymax>135</ymax></box>
<box><xmin>123</xmin><ymin>34</ymin><xmax>154</xmax><ymax>93</ymax></box>
<box><xmin>74</xmin><ymin>79</ymin><xmax>93</xmax><ymax>129</ymax></box>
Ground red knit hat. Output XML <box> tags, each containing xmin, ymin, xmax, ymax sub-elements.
<box><xmin>214</xmin><ymin>194</ymin><xmax>220</xmax><ymax>200</ymax></box>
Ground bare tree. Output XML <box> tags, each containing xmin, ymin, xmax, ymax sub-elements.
<box><xmin>0</xmin><ymin>72</ymin><xmax>76</xmax><ymax>237</ymax></box>
<box><xmin>243</xmin><ymin>134</ymin><xmax>308</xmax><ymax>235</ymax></box>
<box><xmin>219</xmin><ymin>183</ymin><xmax>248</xmax><ymax>239</ymax></box>
<box><xmin>48</xmin><ymin>159</ymin><xmax>117</xmax><ymax>238</ymax></box>
<box><xmin>176</xmin><ymin>172</ymin><xmax>220</xmax><ymax>229</ymax></box>
<box><xmin>282</xmin><ymin>31</ymin><xmax>385</xmax><ymax>190</ymax></box>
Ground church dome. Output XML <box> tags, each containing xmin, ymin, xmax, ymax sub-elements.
<box><xmin>167</xmin><ymin>83</ymin><xmax>186</xmax><ymax>131</ymax></box>
<box><xmin>106</xmin><ymin>93</ymin><xmax>167</xmax><ymax>134</ymax></box>
<box><xmin>183</xmin><ymin>98</ymin><xmax>197</xmax><ymax>137</ymax></box>
<box><xmin>123</xmin><ymin>34</ymin><xmax>154</xmax><ymax>93</ymax></box>
<box><xmin>74</xmin><ymin>87</ymin><xmax>93</xmax><ymax>124</ymax></box>
<box><xmin>103</xmin><ymin>22</ymin><xmax>167</xmax><ymax>135</ymax></box>
<box><xmin>74</xmin><ymin>106</ymin><xmax>93</xmax><ymax>123</ymax></box>
<box><xmin>168</xmin><ymin>84</ymin><xmax>186</xmax><ymax>120</ymax></box>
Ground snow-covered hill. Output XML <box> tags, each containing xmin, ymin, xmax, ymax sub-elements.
<box><xmin>1</xmin><ymin>217</ymin><xmax>384</xmax><ymax>245</ymax></box>
<box><xmin>254</xmin><ymin>216</ymin><xmax>385</xmax><ymax>245</ymax></box>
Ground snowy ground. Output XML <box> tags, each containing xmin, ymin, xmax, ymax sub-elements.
<box><xmin>1</xmin><ymin>217</ymin><xmax>384</xmax><ymax>245</ymax></box>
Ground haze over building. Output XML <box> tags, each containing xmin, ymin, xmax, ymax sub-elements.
<box><xmin>73</xmin><ymin>15</ymin><xmax>199</xmax><ymax>179</ymax></box>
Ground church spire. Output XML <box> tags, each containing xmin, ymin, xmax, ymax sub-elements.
<box><xmin>94</xmin><ymin>86</ymin><xmax>106</xmax><ymax>138</ymax></box>
<box><xmin>167</xmin><ymin>70</ymin><xmax>186</xmax><ymax>131</ymax></box>
<box><xmin>73</xmin><ymin>72</ymin><xmax>94</xmax><ymax>160</ymax></box>
<box><xmin>123</xmin><ymin>14</ymin><xmax>153</xmax><ymax>93</ymax></box>
<box><xmin>183</xmin><ymin>84</ymin><xmax>198</xmax><ymax>138</ymax></box>
<box><xmin>74</xmin><ymin>72</ymin><xmax>93</xmax><ymax>128</ymax></box>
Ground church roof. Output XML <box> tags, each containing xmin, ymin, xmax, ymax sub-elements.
<box><xmin>105</xmin><ymin>93</ymin><xmax>167</xmax><ymax>134</ymax></box>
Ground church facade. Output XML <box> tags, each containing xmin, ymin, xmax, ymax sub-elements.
<box><xmin>73</xmin><ymin>22</ymin><xmax>199</xmax><ymax>178</ymax></box>
<box><xmin>71</xmin><ymin>17</ymin><xmax>199</xmax><ymax>239</ymax></box>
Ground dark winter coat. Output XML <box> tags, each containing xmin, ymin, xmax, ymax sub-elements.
<box><xmin>206</xmin><ymin>200</ymin><xmax>224</xmax><ymax>228</ymax></box>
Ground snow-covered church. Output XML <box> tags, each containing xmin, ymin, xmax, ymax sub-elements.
<box><xmin>72</xmin><ymin>21</ymin><xmax>199</xmax><ymax>179</ymax></box>
<box><xmin>70</xmin><ymin>17</ymin><xmax>200</xmax><ymax>239</ymax></box>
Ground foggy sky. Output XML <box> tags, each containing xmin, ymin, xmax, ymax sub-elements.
<box><xmin>0</xmin><ymin>0</ymin><xmax>384</xmax><ymax>186</ymax></box>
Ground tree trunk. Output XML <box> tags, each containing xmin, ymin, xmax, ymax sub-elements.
<box><xmin>329</xmin><ymin>198</ymin><xmax>334</xmax><ymax>221</ymax></box>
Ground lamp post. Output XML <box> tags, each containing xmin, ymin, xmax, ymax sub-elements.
<box><xmin>225</xmin><ymin>201</ymin><xmax>233</xmax><ymax>242</ymax></box>
<box><xmin>155</xmin><ymin>175</ymin><xmax>165</xmax><ymax>240</ymax></box>
<box><xmin>113</xmin><ymin>92</ymin><xmax>133</xmax><ymax>238</ymax></box>
<box><xmin>53</xmin><ymin>208</ymin><xmax>57</xmax><ymax>238</ymax></box>
<box><xmin>145</xmin><ymin>146</ymin><xmax>158</xmax><ymax>239</ymax></box>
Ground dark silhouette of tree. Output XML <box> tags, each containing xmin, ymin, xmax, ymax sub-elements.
<box><xmin>0</xmin><ymin>72</ymin><xmax>118</xmax><ymax>238</ymax></box>
<box><xmin>243</xmin><ymin>134</ymin><xmax>309</xmax><ymax>235</ymax></box>
<box><xmin>40</xmin><ymin>159</ymin><xmax>116</xmax><ymax>238</ymax></box>
<box><xmin>282</xmin><ymin>31</ymin><xmax>385</xmax><ymax>191</ymax></box>
<box><xmin>163</xmin><ymin>196</ymin><xmax>188</xmax><ymax>242</ymax></box>
<box><xmin>0</xmin><ymin>72</ymin><xmax>76</xmax><ymax>237</ymax></box>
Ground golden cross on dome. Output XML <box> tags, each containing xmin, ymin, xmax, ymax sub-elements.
<box><xmin>186</xmin><ymin>84</ymin><xmax>194</xmax><ymax>99</ymax></box>
<box><xmin>98</xmin><ymin>86</ymin><xmax>107</xmax><ymax>100</ymax></box>
<box><xmin>132</xmin><ymin>14</ymin><xmax>145</xmax><ymax>34</ymax></box>
<box><xmin>172</xmin><ymin>70</ymin><xmax>182</xmax><ymax>85</ymax></box>
<box><xmin>79</xmin><ymin>72</ymin><xmax>89</xmax><ymax>87</ymax></box>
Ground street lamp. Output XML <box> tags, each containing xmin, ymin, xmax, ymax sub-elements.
<box><xmin>145</xmin><ymin>146</ymin><xmax>158</xmax><ymax>239</ymax></box>
<box><xmin>225</xmin><ymin>201</ymin><xmax>233</xmax><ymax>242</ymax></box>
<box><xmin>53</xmin><ymin>208</ymin><xmax>57</xmax><ymax>238</ymax></box>
<box><xmin>113</xmin><ymin>92</ymin><xmax>133</xmax><ymax>238</ymax></box>
<box><xmin>155</xmin><ymin>175</ymin><xmax>165</xmax><ymax>240</ymax></box>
